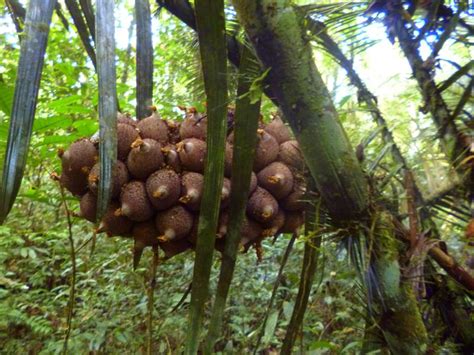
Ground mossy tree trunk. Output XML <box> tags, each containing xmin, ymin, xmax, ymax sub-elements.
<box><xmin>232</xmin><ymin>0</ymin><xmax>428</xmax><ymax>352</ymax></box>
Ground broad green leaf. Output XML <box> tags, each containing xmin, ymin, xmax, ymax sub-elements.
<box><xmin>261</xmin><ymin>310</ymin><xmax>278</xmax><ymax>346</ymax></box>
<box><xmin>0</xmin><ymin>81</ymin><xmax>14</xmax><ymax>117</ymax></box>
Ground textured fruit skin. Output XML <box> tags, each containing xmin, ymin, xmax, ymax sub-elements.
<box><xmin>160</xmin><ymin>238</ymin><xmax>192</xmax><ymax>259</ymax></box>
<box><xmin>137</xmin><ymin>112</ymin><xmax>169</xmax><ymax>144</ymax></box>
<box><xmin>240</xmin><ymin>217</ymin><xmax>264</xmax><ymax>246</ymax></box>
<box><xmin>88</xmin><ymin>160</ymin><xmax>129</xmax><ymax>198</ymax></box>
<box><xmin>117</xmin><ymin>113</ymin><xmax>137</xmax><ymax>127</ymax></box>
<box><xmin>254</xmin><ymin>130</ymin><xmax>279</xmax><ymax>171</ymax></box>
<box><xmin>60</xmin><ymin>171</ymin><xmax>88</xmax><ymax>196</ymax></box>
<box><xmin>79</xmin><ymin>192</ymin><xmax>97</xmax><ymax>222</ymax></box>
<box><xmin>247</xmin><ymin>187</ymin><xmax>279</xmax><ymax>223</ymax></box>
<box><xmin>117</xmin><ymin>123</ymin><xmax>140</xmax><ymax>161</ymax></box>
<box><xmin>133</xmin><ymin>220</ymin><xmax>159</xmax><ymax>246</ymax></box>
<box><xmin>282</xmin><ymin>184</ymin><xmax>307</xmax><ymax>211</ymax></box>
<box><xmin>278</xmin><ymin>140</ymin><xmax>304</xmax><ymax>171</ymax></box>
<box><xmin>61</xmin><ymin>138</ymin><xmax>98</xmax><ymax>175</ymax></box>
<box><xmin>262</xmin><ymin>209</ymin><xmax>285</xmax><ymax>237</ymax></box>
<box><xmin>167</xmin><ymin>120</ymin><xmax>181</xmax><ymax>144</ymax></box>
<box><xmin>264</xmin><ymin>116</ymin><xmax>292</xmax><ymax>144</ymax></box>
<box><xmin>257</xmin><ymin>162</ymin><xmax>294</xmax><ymax>200</ymax></box>
<box><xmin>224</xmin><ymin>143</ymin><xmax>234</xmax><ymax>177</ymax></box>
<box><xmin>120</xmin><ymin>181</ymin><xmax>154</xmax><ymax>222</ymax></box>
<box><xmin>146</xmin><ymin>169</ymin><xmax>181</xmax><ymax>210</ymax></box>
<box><xmin>155</xmin><ymin>205</ymin><xmax>193</xmax><ymax>241</ymax></box>
<box><xmin>179</xmin><ymin>114</ymin><xmax>207</xmax><ymax>140</ymax></box>
<box><xmin>220</xmin><ymin>177</ymin><xmax>232</xmax><ymax>208</ymax></box>
<box><xmin>98</xmin><ymin>201</ymin><xmax>133</xmax><ymax>236</ymax></box>
<box><xmin>280</xmin><ymin>211</ymin><xmax>304</xmax><ymax>234</ymax></box>
<box><xmin>177</xmin><ymin>138</ymin><xmax>207</xmax><ymax>172</ymax></box>
<box><xmin>127</xmin><ymin>138</ymin><xmax>164</xmax><ymax>179</ymax></box>
<box><xmin>180</xmin><ymin>172</ymin><xmax>204</xmax><ymax>211</ymax></box>
<box><xmin>161</xmin><ymin>144</ymin><xmax>181</xmax><ymax>172</ymax></box>
<box><xmin>61</xmin><ymin>108</ymin><xmax>309</xmax><ymax>260</ymax></box>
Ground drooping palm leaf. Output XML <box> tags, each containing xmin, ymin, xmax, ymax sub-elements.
<box><xmin>65</xmin><ymin>0</ymin><xmax>97</xmax><ymax>69</ymax></box>
<box><xmin>136</xmin><ymin>0</ymin><xmax>153</xmax><ymax>119</ymax></box>
<box><xmin>204</xmin><ymin>44</ymin><xmax>262</xmax><ymax>353</ymax></box>
<box><xmin>185</xmin><ymin>0</ymin><xmax>228</xmax><ymax>352</ymax></box>
<box><xmin>79</xmin><ymin>0</ymin><xmax>96</xmax><ymax>43</ymax></box>
<box><xmin>0</xmin><ymin>0</ymin><xmax>56</xmax><ymax>224</ymax></box>
<box><xmin>95</xmin><ymin>0</ymin><xmax>118</xmax><ymax>220</ymax></box>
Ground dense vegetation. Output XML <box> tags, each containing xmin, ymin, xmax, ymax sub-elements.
<box><xmin>0</xmin><ymin>0</ymin><xmax>472</xmax><ymax>353</ymax></box>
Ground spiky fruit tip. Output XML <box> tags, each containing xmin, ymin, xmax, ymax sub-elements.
<box><xmin>130</xmin><ymin>138</ymin><xmax>144</xmax><ymax>149</ymax></box>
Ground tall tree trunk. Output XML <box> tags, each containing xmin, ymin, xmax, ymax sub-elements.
<box><xmin>232</xmin><ymin>0</ymin><xmax>367</xmax><ymax>220</ymax></box>
<box><xmin>232</xmin><ymin>1</ymin><xmax>428</xmax><ymax>352</ymax></box>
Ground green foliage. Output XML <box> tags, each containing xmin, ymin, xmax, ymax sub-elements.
<box><xmin>0</xmin><ymin>0</ymin><xmax>472</xmax><ymax>353</ymax></box>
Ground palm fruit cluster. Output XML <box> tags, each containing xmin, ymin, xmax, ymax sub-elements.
<box><xmin>58</xmin><ymin>107</ymin><xmax>307</xmax><ymax>266</ymax></box>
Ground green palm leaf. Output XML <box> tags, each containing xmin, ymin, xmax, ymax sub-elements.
<box><xmin>185</xmin><ymin>0</ymin><xmax>228</xmax><ymax>353</ymax></box>
<box><xmin>204</xmin><ymin>44</ymin><xmax>262</xmax><ymax>352</ymax></box>
<box><xmin>0</xmin><ymin>0</ymin><xmax>56</xmax><ymax>224</ymax></box>
<box><xmin>95</xmin><ymin>0</ymin><xmax>118</xmax><ymax>220</ymax></box>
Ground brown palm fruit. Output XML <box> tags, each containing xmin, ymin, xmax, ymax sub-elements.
<box><xmin>60</xmin><ymin>138</ymin><xmax>98</xmax><ymax>175</ymax></box>
<box><xmin>160</xmin><ymin>238</ymin><xmax>192</xmax><ymax>259</ymax></box>
<box><xmin>249</xmin><ymin>172</ymin><xmax>258</xmax><ymax>194</ymax></box>
<box><xmin>127</xmin><ymin>138</ymin><xmax>164</xmax><ymax>179</ymax></box>
<box><xmin>177</xmin><ymin>138</ymin><xmax>206</xmax><ymax>172</ymax></box>
<box><xmin>137</xmin><ymin>109</ymin><xmax>169</xmax><ymax>144</ymax></box>
<box><xmin>278</xmin><ymin>140</ymin><xmax>305</xmax><ymax>171</ymax></box>
<box><xmin>146</xmin><ymin>169</ymin><xmax>181</xmax><ymax>210</ymax></box>
<box><xmin>262</xmin><ymin>209</ymin><xmax>286</xmax><ymax>238</ymax></box>
<box><xmin>220</xmin><ymin>178</ymin><xmax>232</xmax><ymax>208</ymax></box>
<box><xmin>179</xmin><ymin>172</ymin><xmax>204</xmax><ymax>211</ymax></box>
<box><xmin>224</xmin><ymin>143</ymin><xmax>233</xmax><ymax>177</ymax></box>
<box><xmin>263</xmin><ymin>115</ymin><xmax>292</xmax><ymax>144</ymax></box>
<box><xmin>59</xmin><ymin>171</ymin><xmax>88</xmax><ymax>196</ymax></box>
<box><xmin>97</xmin><ymin>201</ymin><xmax>133</xmax><ymax>236</ymax></box>
<box><xmin>117</xmin><ymin>112</ymin><xmax>137</xmax><ymax>127</ymax></box>
<box><xmin>216</xmin><ymin>211</ymin><xmax>229</xmax><ymax>239</ymax></box>
<box><xmin>214</xmin><ymin>238</ymin><xmax>226</xmax><ymax>253</ymax></box>
<box><xmin>282</xmin><ymin>184</ymin><xmax>307</xmax><ymax>211</ymax></box>
<box><xmin>167</xmin><ymin>120</ymin><xmax>181</xmax><ymax>144</ymax></box>
<box><xmin>240</xmin><ymin>217</ymin><xmax>264</xmax><ymax>246</ymax></box>
<box><xmin>254</xmin><ymin>129</ymin><xmax>279</xmax><ymax>171</ymax></box>
<box><xmin>88</xmin><ymin>160</ymin><xmax>129</xmax><ymax>199</ymax></box>
<box><xmin>118</xmin><ymin>123</ymin><xmax>140</xmax><ymax>161</ymax></box>
<box><xmin>257</xmin><ymin>162</ymin><xmax>294</xmax><ymax>200</ymax></box>
<box><xmin>280</xmin><ymin>211</ymin><xmax>304</xmax><ymax>234</ymax></box>
<box><xmin>179</xmin><ymin>114</ymin><xmax>207</xmax><ymax>140</ymax></box>
<box><xmin>187</xmin><ymin>216</ymin><xmax>200</xmax><ymax>245</ymax></box>
<box><xmin>78</xmin><ymin>192</ymin><xmax>97</xmax><ymax>222</ymax></box>
<box><xmin>132</xmin><ymin>221</ymin><xmax>159</xmax><ymax>269</ymax></box>
<box><xmin>119</xmin><ymin>181</ymin><xmax>154</xmax><ymax>222</ymax></box>
<box><xmin>155</xmin><ymin>205</ymin><xmax>194</xmax><ymax>242</ymax></box>
<box><xmin>161</xmin><ymin>144</ymin><xmax>181</xmax><ymax>172</ymax></box>
<box><xmin>247</xmin><ymin>187</ymin><xmax>279</xmax><ymax>223</ymax></box>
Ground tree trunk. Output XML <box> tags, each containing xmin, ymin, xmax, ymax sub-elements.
<box><xmin>232</xmin><ymin>0</ymin><xmax>368</xmax><ymax>220</ymax></box>
<box><xmin>232</xmin><ymin>1</ymin><xmax>428</xmax><ymax>353</ymax></box>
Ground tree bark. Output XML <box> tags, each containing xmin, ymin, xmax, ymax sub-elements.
<box><xmin>232</xmin><ymin>0</ymin><xmax>368</xmax><ymax>220</ymax></box>
<box><xmin>232</xmin><ymin>1</ymin><xmax>428</xmax><ymax>353</ymax></box>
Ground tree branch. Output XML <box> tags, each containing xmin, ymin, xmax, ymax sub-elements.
<box><xmin>384</xmin><ymin>1</ymin><xmax>468</xmax><ymax>162</ymax></box>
